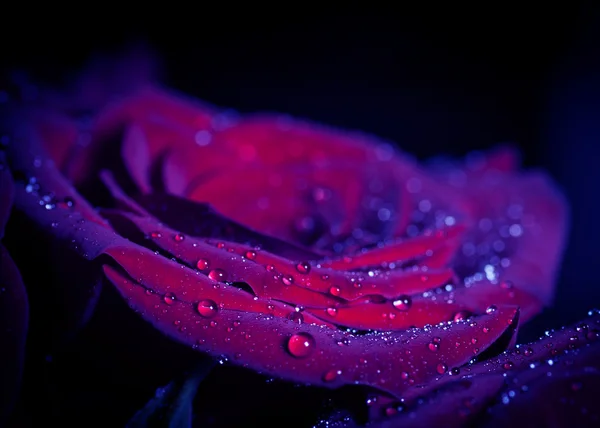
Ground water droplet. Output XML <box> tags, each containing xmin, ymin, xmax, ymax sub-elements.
<box><xmin>163</xmin><ymin>293</ymin><xmax>176</xmax><ymax>305</ymax></box>
<box><xmin>485</xmin><ymin>305</ymin><xmax>498</xmax><ymax>314</ymax></box>
<box><xmin>287</xmin><ymin>333</ymin><xmax>315</xmax><ymax>358</ymax></box>
<box><xmin>282</xmin><ymin>276</ymin><xmax>294</xmax><ymax>286</ymax></box>
<box><xmin>208</xmin><ymin>268</ymin><xmax>226</xmax><ymax>282</ymax></box>
<box><xmin>150</xmin><ymin>231</ymin><xmax>162</xmax><ymax>239</ymax></box>
<box><xmin>245</xmin><ymin>250</ymin><xmax>256</xmax><ymax>260</ymax></box>
<box><xmin>266</xmin><ymin>304</ymin><xmax>275</xmax><ymax>312</ymax></box>
<box><xmin>174</xmin><ymin>233</ymin><xmax>184</xmax><ymax>242</ymax></box>
<box><xmin>428</xmin><ymin>337</ymin><xmax>441</xmax><ymax>352</ymax></box>
<box><xmin>329</xmin><ymin>286</ymin><xmax>341</xmax><ymax>296</ymax></box>
<box><xmin>296</xmin><ymin>261</ymin><xmax>311</xmax><ymax>274</ymax></box>
<box><xmin>196</xmin><ymin>259</ymin><xmax>209</xmax><ymax>270</ymax></box>
<box><xmin>197</xmin><ymin>299</ymin><xmax>219</xmax><ymax>318</ymax></box>
<box><xmin>384</xmin><ymin>403</ymin><xmax>405</xmax><ymax>417</ymax></box>
<box><xmin>400</xmin><ymin>371</ymin><xmax>410</xmax><ymax>380</ymax></box>
<box><xmin>287</xmin><ymin>312</ymin><xmax>304</xmax><ymax>324</ymax></box>
<box><xmin>524</xmin><ymin>347</ymin><xmax>534</xmax><ymax>357</ymax></box>
<box><xmin>209</xmin><ymin>320</ymin><xmax>218</xmax><ymax>327</ymax></box>
<box><xmin>392</xmin><ymin>295</ymin><xmax>412</xmax><ymax>311</ymax></box>
<box><xmin>436</xmin><ymin>363</ymin><xmax>448</xmax><ymax>374</ymax></box>
<box><xmin>323</xmin><ymin>369</ymin><xmax>342</xmax><ymax>382</ymax></box>
<box><xmin>471</xmin><ymin>338</ymin><xmax>478</xmax><ymax>345</ymax></box>
<box><xmin>326</xmin><ymin>307</ymin><xmax>338</xmax><ymax>317</ymax></box>
<box><xmin>503</xmin><ymin>361</ymin><xmax>514</xmax><ymax>370</ymax></box>
<box><xmin>453</xmin><ymin>310</ymin><xmax>473</xmax><ymax>322</ymax></box>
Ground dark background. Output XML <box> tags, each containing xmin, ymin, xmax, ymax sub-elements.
<box><xmin>2</xmin><ymin>3</ymin><xmax>600</xmax><ymax>426</ymax></box>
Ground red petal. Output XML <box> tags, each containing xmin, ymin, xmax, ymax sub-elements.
<box><xmin>100</xmin><ymin>265</ymin><xmax>521</xmax><ymax>399</ymax></box>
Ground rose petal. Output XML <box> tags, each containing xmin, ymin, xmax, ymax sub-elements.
<box><xmin>366</xmin><ymin>375</ymin><xmax>505</xmax><ymax>427</ymax></box>
<box><xmin>136</xmin><ymin>192</ymin><xmax>320</xmax><ymax>260</ymax></box>
<box><xmin>102</xmin><ymin>264</ymin><xmax>520</xmax><ymax>398</ymax></box>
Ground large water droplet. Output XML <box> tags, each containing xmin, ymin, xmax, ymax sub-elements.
<box><xmin>392</xmin><ymin>295</ymin><xmax>412</xmax><ymax>311</ymax></box>
<box><xmin>245</xmin><ymin>250</ymin><xmax>256</xmax><ymax>260</ymax></box>
<box><xmin>329</xmin><ymin>286</ymin><xmax>341</xmax><ymax>296</ymax></box>
<box><xmin>287</xmin><ymin>333</ymin><xmax>315</xmax><ymax>358</ymax></box>
<box><xmin>163</xmin><ymin>292</ymin><xmax>176</xmax><ymax>305</ymax></box>
<box><xmin>208</xmin><ymin>268</ymin><xmax>226</xmax><ymax>282</ymax></box>
<box><xmin>196</xmin><ymin>259</ymin><xmax>209</xmax><ymax>270</ymax></box>
<box><xmin>436</xmin><ymin>363</ymin><xmax>448</xmax><ymax>374</ymax></box>
<box><xmin>326</xmin><ymin>307</ymin><xmax>338</xmax><ymax>317</ymax></box>
<box><xmin>197</xmin><ymin>299</ymin><xmax>219</xmax><ymax>318</ymax></box>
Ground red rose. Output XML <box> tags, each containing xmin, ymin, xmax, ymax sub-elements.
<box><xmin>3</xmin><ymin>53</ymin><xmax>598</xmax><ymax>427</ymax></box>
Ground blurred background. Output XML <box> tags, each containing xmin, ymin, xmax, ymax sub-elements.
<box><xmin>2</xmin><ymin>3</ymin><xmax>600</xmax><ymax>425</ymax></box>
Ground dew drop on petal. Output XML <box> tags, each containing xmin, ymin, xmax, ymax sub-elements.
<box><xmin>174</xmin><ymin>233</ymin><xmax>185</xmax><ymax>242</ymax></box>
<box><xmin>287</xmin><ymin>312</ymin><xmax>304</xmax><ymax>324</ymax></box>
<box><xmin>296</xmin><ymin>261</ymin><xmax>311</xmax><ymax>274</ymax></box>
<box><xmin>392</xmin><ymin>295</ymin><xmax>412</xmax><ymax>311</ymax></box>
<box><xmin>245</xmin><ymin>250</ymin><xmax>256</xmax><ymax>260</ymax></box>
<box><xmin>196</xmin><ymin>259</ymin><xmax>209</xmax><ymax>270</ymax></box>
<box><xmin>453</xmin><ymin>310</ymin><xmax>472</xmax><ymax>322</ymax></box>
<box><xmin>326</xmin><ymin>307</ymin><xmax>338</xmax><ymax>317</ymax></box>
<box><xmin>287</xmin><ymin>333</ymin><xmax>316</xmax><ymax>358</ymax></box>
<box><xmin>485</xmin><ymin>305</ymin><xmax>498</xmax><ymax>314</ymax></box>
<box><xmin>329</xmin><ymin>286</ymin><xmax>341</xmax><ymax>296</ymax></box>
<box><xmin>428</xmin><ymin>337</ymin><xmax>441</xmax><ymax>352</ymax></box>
<box><xmin>197</xmin><ymin>299</ymin><xmax>219</xmax><ymax>318</ymax></box>
<box><xmin>208</xmin><ymin>268</ymin><xmax>226</xmax><ymax>282</ymax></box>
<box><xmin>436</xmin><ymin>363</ymin><xmax>448</xmax><ymax>374</ymax></box>
<box><xmin>384</xmin><ymin>403</ymin><xmax>404</xmax><ymax>417</ymax></box>
<box><xmin>282</xmin><ymin>276</ymin><xmax>294</xmax><ymax>286</ymax></box>
<box><xmin>150</xmin><ymin>231</ymin><xmax>162</xmax><ymax>239</ymax></box>
<box><xmin>323</xmin><ymin>369</ymin><xmax>342</xmax><ymax>382</ymax></box>
<box><xmin>503</xmin><ymin>361</ymin><xmax>514</xmax><ymax>370</ymax></box>
<box><xmin>163</xmin><ymin>293</ymin><xmax>176</xmax><ymax>305</ymax></box>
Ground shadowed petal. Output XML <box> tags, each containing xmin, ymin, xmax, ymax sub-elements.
<box><xmin>0</xmin><ymin>245</ymin><xmax>29</xmax><ymax>426</ymax></box>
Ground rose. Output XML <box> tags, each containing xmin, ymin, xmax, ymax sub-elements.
<box><xmin>1</xmin><ymin>53</ymin><xmax>598</xmax><ymax>427</ymax></box>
